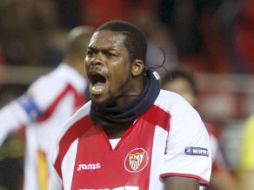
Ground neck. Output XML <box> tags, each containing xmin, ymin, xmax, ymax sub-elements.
<box><xmin>103</xmin><ymin>123</ymin><xmax>130</xmax><ymax>138</ymax></box>
<box><xmin>115</xmin><ymin>76</ymin><xmax>144</xmax><ymax>106</ymax></box>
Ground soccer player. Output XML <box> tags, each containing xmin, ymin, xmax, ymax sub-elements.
<box><xmin>161</xmin><ymin>68</ymin><xmax>238</xmax><ymax>190</ymax></box>
<box><xmin>52</xmin><ymin>20</ymin><xmax>211</xmax><ymax>190</ymax></box>
<box><xmin>0</xmin><ymin>26</ymin><xmax>94</xmax><ymax>190</ymax></box>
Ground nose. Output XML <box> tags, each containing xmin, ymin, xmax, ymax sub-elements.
<box><xmin>88</xmin><ymin>52</ymin><xmax>105</xmax><ymax>66</ymax></box>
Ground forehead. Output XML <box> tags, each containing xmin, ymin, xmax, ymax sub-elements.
<box><xmin>88</xmin><ymin>30</ymin><xmax>127</xmax><ymax>49</ymax></box>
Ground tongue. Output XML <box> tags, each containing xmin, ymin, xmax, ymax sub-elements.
<box><xmin>91</xmin><ymin>82</ymin><xmax>105</xmax><ymax>95</ymax></box>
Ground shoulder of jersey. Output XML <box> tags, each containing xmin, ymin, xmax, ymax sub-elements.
<box><xmin>155</xmin><ymin>89</ymin><xmax>192</xmax><ymax>113</ymax></box>
<box><xmin>30</xmin><ymin>63</ymin><xmax>86</xmax><ymax>92</ymax></box>
<box><xmin>64</xmin><ymin>101</ymin><xmax>92</xmax><ymax>127</ymax></box>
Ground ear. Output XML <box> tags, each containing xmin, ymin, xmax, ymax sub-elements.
<box><xmin>131</xmin><ymin>59</ymin><xmax>145</xmax><ymax>77</ymax></box>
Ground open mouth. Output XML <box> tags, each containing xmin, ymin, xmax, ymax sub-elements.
<box><xmin>88</xmin><ymin>72</ymin><xmax>107</xmax><ymax>95</ymax></box>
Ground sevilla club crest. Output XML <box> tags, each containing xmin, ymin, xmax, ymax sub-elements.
<box><xmin>124</xmin><ymin>148</ymin><xmax>148</xmax><ymax>173</ymax></box>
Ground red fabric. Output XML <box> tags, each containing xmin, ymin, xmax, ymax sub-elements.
<box><xmin>55</xmin><ymin>104</ymin><xmax>170</xmax><ymax>182</ymax></box>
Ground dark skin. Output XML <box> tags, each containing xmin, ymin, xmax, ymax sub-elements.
<box><xmin>164</xmin><ymin>176</ymin><xmax>199</xmax><ymax>190</ymax></box>
<box><xmin>85</xmin><ymin>30</ymin><xmax>200</xmax><ymax>190</ymax></box>
<box><xmin>85</xmin><ymin>30</ymin><xmax>144</xmax><ymax>138</ymax></box>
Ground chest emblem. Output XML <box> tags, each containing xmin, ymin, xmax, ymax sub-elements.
<box><xmin>124</xmin><ymin>148</ymin><xmax>148</xmax><ymax>173</ymax></box>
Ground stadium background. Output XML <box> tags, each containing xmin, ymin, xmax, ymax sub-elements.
<box><xmin>1</xmin><ymin>0</ymin><xmax>254</xmax><ymax>189</ymax></box>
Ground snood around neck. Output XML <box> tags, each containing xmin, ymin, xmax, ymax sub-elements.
<box><xmin>90</xmin><ymin>70</ymin><xmax>160</xmax><ymax>128</ymax></box>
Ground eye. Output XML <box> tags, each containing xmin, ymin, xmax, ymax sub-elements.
<box><xmin>105</xmin><ymin>51</ymin><xmax>116</xmax><ymax>57</ymax></box>
<box><xmin>86</xmin><ymin>49</ymin><xmax>93</xmax><ymax>56</ymax></box>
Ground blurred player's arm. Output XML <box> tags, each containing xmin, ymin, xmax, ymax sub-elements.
<box><xmin>0</xmin><ymin>93</ymin><xmax>40</xmax><ymax>145</ymax></box>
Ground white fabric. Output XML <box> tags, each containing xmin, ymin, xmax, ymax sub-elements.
<box><xmin>109</xmin><ymin>138</ymin><xmax>121</xmax><ymax>150</ymax></box>
<box><xmin>157</xmin><ymin>90</ymin><xmax>211</xmax><ymax>182</ymax></box>
<box><xmin>62</xmin><ymin>139</ymin><xmax>78</xmax><ymax>190</ymax></box>
<box><xmin>0</xmin><ymin>101</ymin><xmax>30</xmax><ymax>145</ymax></box>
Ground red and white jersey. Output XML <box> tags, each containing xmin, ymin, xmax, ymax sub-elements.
<box><xmin>53</xmin><ymin>90</ymin><xmax>211</xmax><ymax>190</ymax></box>
<box><xmin>0</xmin><ymin>63</ymin><xmax>87</xmax><ymax>190</ymax></box>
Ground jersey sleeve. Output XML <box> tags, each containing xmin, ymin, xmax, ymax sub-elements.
<box><xmin>161</xmin><ymin>102</ymin><xmax>212</xmax><ymax>185</ymax></box>
<box><xmin>0</xmin><ymin>72</ymin><xmax>60</xmax><ymax>145</ymax></box>
<box><xmin>16</xmin><ymin>93</ymin><xmax>43</xmax><ymax>122</ymax></box>
<box><xmin>17</xmin><ymin>72</ymin><xmax>68</xmax><ymax>122</ymax></box>
<box><xmin>0</xmin><ymin>90</ymin><xmax>45</xmax><ymax>145</ymax></box>
<box><xmin>0</xmin><ymin>99</ymin><xmax>31</xmax><ymax>145</ymax></box>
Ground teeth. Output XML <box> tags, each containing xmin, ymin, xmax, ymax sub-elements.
<box><xmin>90</xmin><ymin>82</ymin><xmax>105</xmax><ymax>95</ymax></box>
<box><xmin>92</xmin><ymin>85</ymin><xmax>103</xmax><ymax>92</ymax></box>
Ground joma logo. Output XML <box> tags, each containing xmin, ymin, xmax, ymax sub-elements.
<box><xmin>77</xmin><ymin>163</ymin><xmax>101</xmax><ymax>171</ymax></box>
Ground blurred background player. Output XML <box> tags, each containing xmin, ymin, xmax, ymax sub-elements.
<box><xmin>238</xmin><ymin>113</ymin><xmax>254</xmax><ymax>190</ymax></box>
<box><xmin>161</xmin><ymin>68</ymin><xmax>238</xmax><ymax>190</ymax></box>
<box><xmin>0</xmin><ymin>26</ymin><xmax>94</xmax><ymax>190</ymax></box>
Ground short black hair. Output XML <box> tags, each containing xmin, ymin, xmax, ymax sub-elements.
<box><xmin>96</xmin><ymin>20</ymin><xmax>147</xmax><ymax>63</ymax></box>
<box><xmin>161</xmin><ymin>68</ymin><xmax>198</xmax><ymax>96</ymax></box>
